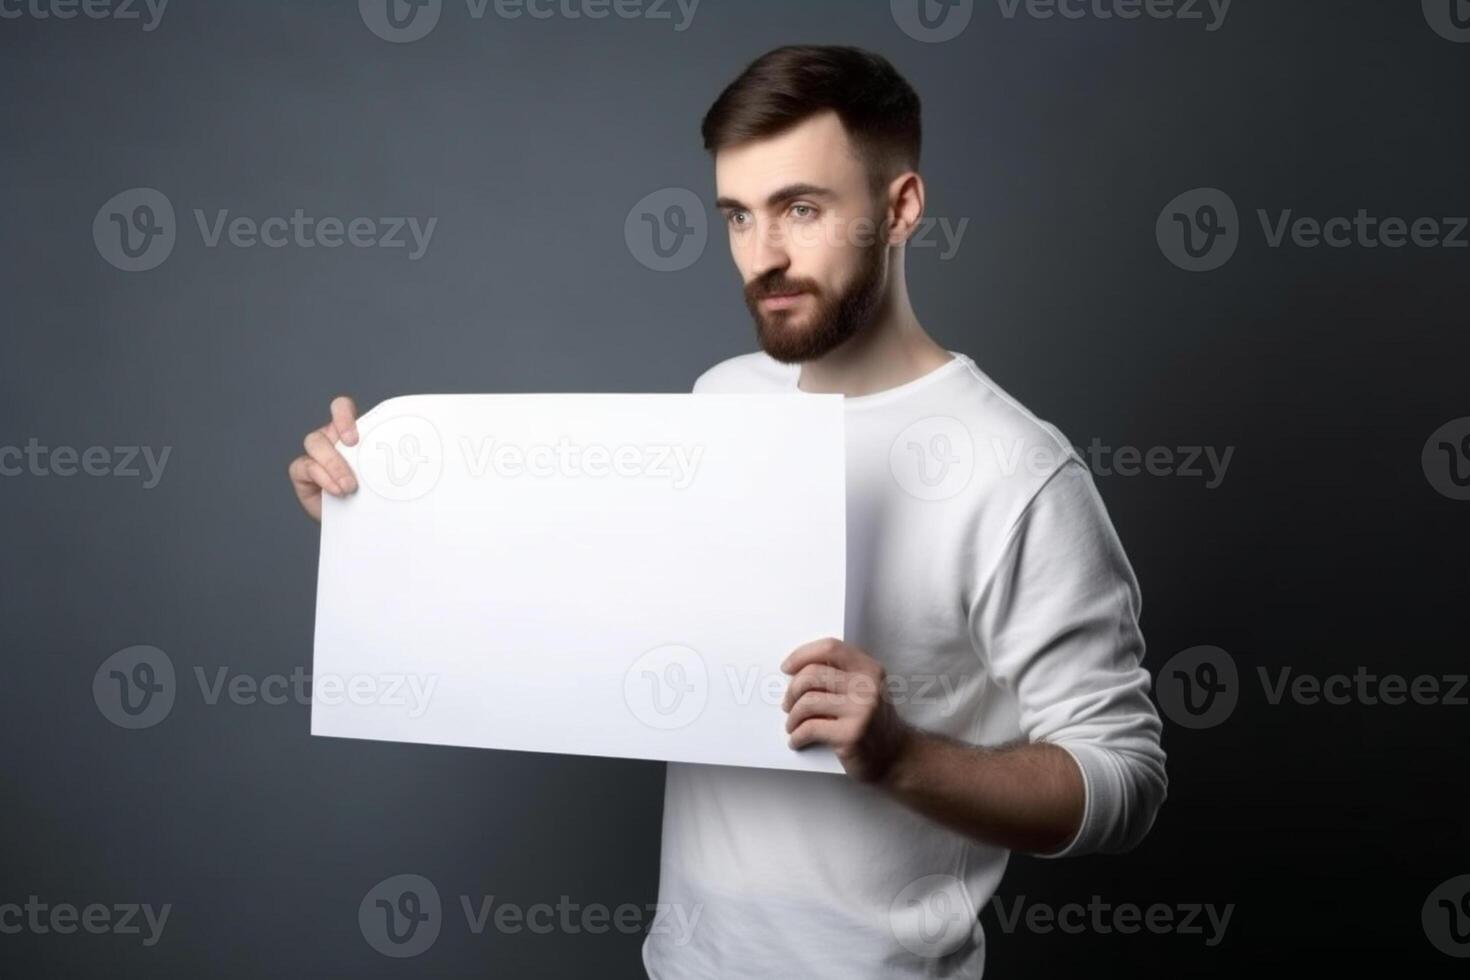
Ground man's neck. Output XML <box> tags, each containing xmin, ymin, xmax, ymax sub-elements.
<box><xmin>796</xmin><ymin>300</ymin><xmax>953</xmax><ymax>398</ymax></box>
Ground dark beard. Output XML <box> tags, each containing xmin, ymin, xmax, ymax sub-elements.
<box><xmin>743</xmin><ymin>238</ymin><xmax>886</xmax><ymax>364</ymax></box>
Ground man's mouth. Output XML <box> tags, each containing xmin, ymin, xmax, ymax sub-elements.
<box><xmin>759</xmin><ymin>290</ymin><xmax>809</xmax><ymax>309</ymax></box>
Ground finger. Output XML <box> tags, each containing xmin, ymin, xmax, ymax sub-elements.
<box><xmin>289</xmin><ymin>454</ymin><xmax>342</xmax><ymax>497</ymax></box>
<box><xmin>287</xmin><ymin>455</ymin><xmax>320</xmax><ymax>499</ymax></box>
<box><xmin>784</xmin><ymin>691</ymin><xmax>848</xmax><ymax>733</ymax></box>
<box><xmin>305</xmin><ymin>459</ymin><xmax>345</xmax><ymax>496</ymax></box>
<box><xmin>330</xmin><ymin>395</ymin><xmax>358</xmax><ymax>446</ymax></box>
<box><xmin>303</xmin><ymin>430</ymin><xmax>357</xmax><ymax>493</ymax></box>
<box><xmin>781</xmin><ymin>664</ymin><xmax>847</xmax><ymax>711</ymax></box>
<box><xmin>781</xmin><ymin>637</ymin><xmax>859</xmax><ymax>675</ymax></box>
<box><xmin>789</xmin><ymin>717</ymin><xmax>845</xmax><ymax>751</ymax></box>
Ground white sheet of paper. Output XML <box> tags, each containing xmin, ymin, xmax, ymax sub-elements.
<box><xmin>311</xmin><ymin>393</ymin><xmax>846</xmax><ymax>773</ymax></box>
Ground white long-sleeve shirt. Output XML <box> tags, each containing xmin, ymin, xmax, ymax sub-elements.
<box><xmin>642</xmin><ymin>350</ymin><xmax>1167</xmax><ymax>979</ymax></box>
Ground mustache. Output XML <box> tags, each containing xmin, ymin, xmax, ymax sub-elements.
<box><xmin>746</xmin><ymin>275</ymin><xmax>820</xmax><ymax>300</ymax></box>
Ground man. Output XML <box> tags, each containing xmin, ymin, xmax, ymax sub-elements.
<box><xmin>287</xmin><ymin>44</ymin><xmax>1166</xmax><ymax>979</ymax></box>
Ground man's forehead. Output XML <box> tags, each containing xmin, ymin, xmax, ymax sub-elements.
<box><xmin>713</xmin><ymin>111</ymin><xmax>865</xmax><ymax>203</ymax></box>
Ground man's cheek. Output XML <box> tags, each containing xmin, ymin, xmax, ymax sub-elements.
<box><xmin>843</xmin><ymin>215</ymin><xmax>880</xmax><ymax>249</ymax></box>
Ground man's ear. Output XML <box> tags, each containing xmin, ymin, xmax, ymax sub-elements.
<box><xmin>883</xmin><ymin>170</ymin><xmax>925</xmax><ymax>246</ymax></box>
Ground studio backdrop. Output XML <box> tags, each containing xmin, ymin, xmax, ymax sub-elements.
<box><xmin>2</xmin><ymin>1</ymin><xmax>1468</xmax><ymax>976</ymax></box>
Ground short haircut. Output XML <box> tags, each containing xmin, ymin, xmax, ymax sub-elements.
<box><xmin>701</xmin><ymin>45</ymin><xmax>922</xmax><ymax>195</ymax></box>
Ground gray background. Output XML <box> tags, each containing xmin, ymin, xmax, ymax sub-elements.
<box><xmin>3</xmin><ymin>0</ymin><xmax>1469</xmax><ymax>975</ymax></box>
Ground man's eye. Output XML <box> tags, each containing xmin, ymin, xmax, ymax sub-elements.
<box><xmin>726</xmin><ymin>211</ymin><xmax>750</xmax><ymax>228</ymax></box>
<box><xmin>790</xmin><ymin>204</ymin><xmax>816</xmax><ymax>220</ymax></box>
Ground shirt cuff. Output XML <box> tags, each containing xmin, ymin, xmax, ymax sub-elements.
<box><xmin>1033</xmin><ymin>740</ymin><xmax>1099</xmax><ymax>860</ymax></box>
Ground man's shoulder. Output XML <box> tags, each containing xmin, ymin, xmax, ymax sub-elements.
<box><xmin>948</xmin><ymin>356</ymin><xmax>1076</xmax><ymax>464</ymax></box>
<box><xmin>933</xmin><ymin>355</ymin><xmax>1091</xmax><ymax>516</ymax></box>
<box><xmin>691</xmin><ymin>351</ymin><xmax>799</xmax><ymax>394</ymax></box>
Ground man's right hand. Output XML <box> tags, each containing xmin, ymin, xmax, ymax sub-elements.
<box><xmin>288</xmin><ymin>395</ymin><xmax>361</xmax><ymax>523</ymax></box>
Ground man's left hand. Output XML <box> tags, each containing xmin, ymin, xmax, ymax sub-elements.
<box><xmin>781</xmin><ymin>637</ymin><xmax>914</xmax><ymax>783</ymax></box>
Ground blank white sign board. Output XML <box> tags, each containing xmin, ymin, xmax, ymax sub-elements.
<box><xmin>311</xmin><ymin>393</ymin><xmax>846</xmax><ymax>774</ymax></box>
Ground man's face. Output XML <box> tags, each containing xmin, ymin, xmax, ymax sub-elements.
<box><xmin>714</xmin><ymin>110</ymin><xmax>889</xmax><ymax>363</ymax></box>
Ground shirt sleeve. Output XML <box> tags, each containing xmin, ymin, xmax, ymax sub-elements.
<box><xmin>967</xmin><ymin>457</ymin><xmax>1167</xmax><ymax>857</ymax></box>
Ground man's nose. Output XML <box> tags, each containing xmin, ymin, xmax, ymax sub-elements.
<box><xmin>749</xmin><ymin>220</ymin><xmax>790</xmax><ymax>280</ymax></box>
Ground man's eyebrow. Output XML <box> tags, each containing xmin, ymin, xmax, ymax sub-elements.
<box><xmin>715</xmin><ymin>183</ymin><xmax>838</xmax><ymax>212</ymax></box>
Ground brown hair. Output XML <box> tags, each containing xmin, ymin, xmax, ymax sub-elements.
<box><xmin>701</xmin><ymin>45</ymin><xmax>922</xmax><ymax>195</ymax></box>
